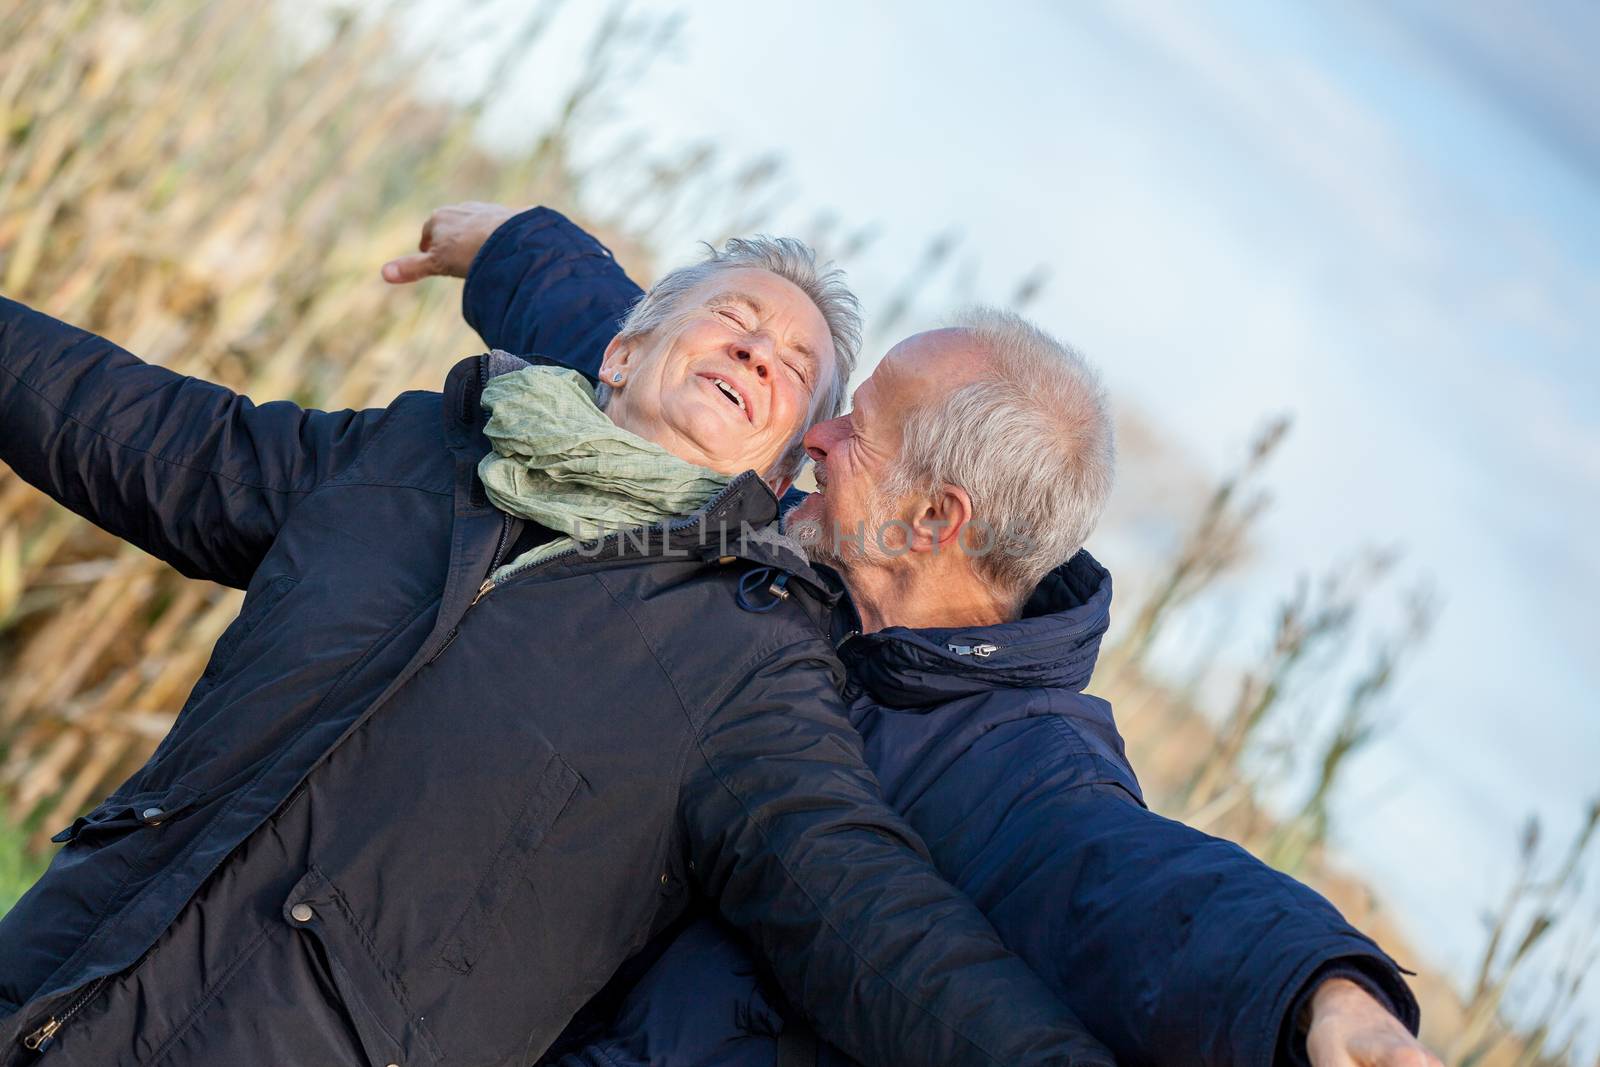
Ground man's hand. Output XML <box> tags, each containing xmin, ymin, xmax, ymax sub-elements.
<box><xmin>381</xmin><ymin>201</ymin><xmax>518</xmax><ymax>284</ymax></box>
<box><xmin>1306</xmin><ymin>978</ymin><xmax>1441</xmax><ymax>1067</ymax></box>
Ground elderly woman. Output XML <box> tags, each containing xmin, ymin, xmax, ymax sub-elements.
<box><xmin>0</xmin><ymin>232</ymin><xmax>1108</xmax><ymax>1067</ymax></box>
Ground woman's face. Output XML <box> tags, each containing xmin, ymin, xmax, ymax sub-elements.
<box><xmin>597</xmin><ymin>267</ymin><xmax>833</xmax><ymax>485</ymax></box>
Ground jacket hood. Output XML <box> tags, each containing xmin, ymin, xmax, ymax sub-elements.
<box><xmin>840</xmin><ymin>550</ymin><xmax>1112</xmax><ymax>709</ymax></box>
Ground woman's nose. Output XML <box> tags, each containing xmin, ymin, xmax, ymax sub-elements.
<box><xmin>732</xmin><ymin>338</ymin><xmax>773</xmax><ymax>378</ymax></box>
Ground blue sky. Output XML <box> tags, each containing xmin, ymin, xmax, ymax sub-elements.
<box><xmin>409</xmin><ymin>0</ymin><xmax>1600</xmax><ymax>1022</ymax></box>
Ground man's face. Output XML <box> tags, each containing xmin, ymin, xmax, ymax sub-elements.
<box><xmin>790</xmin><ymin>329</ymin><xmax>983</xmax><ymax>566</ymax></box>
<box><xmin>600</xmin><ymin>267</ymin><xmax>831</xmax><ymax>481</ymax></box>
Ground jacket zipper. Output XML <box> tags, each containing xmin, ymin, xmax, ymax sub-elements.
<box><xmin>472</xmin><ymin>513</ymin><xmax>516</xmax><ymax>601</ymax></box>
<box><xmin>469</xmin><ymin>534</ymin><xmax>610</xmax><ymax>608</ymax></box>
<box><xmin>463</xmin><ymin>472</ymin><xmax>821</xmax><ymax>620</ymax></box>
<box><xmin>489</xmin><ymin>512</ymin><xmax>514</xmax><ymax>568</ymax></box>
<box><xmin>472</xmin><ymin>497</ymin><xmax>750</xmax><ymax>606</ymax></box>
<box><xmin>20</xmin><ymin>974</ymin><xmax>110</xmax><ymax>1053</ymax></box>
<box><xmin>427</xmin><ymin>513</ymin><xmax>514</xmax><ymax>665</ymax></box>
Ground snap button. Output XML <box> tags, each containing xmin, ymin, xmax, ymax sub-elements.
<box><xmin>290</xmin><ymin>903</ymin><xmax>314</xmax><ymax>923</ymax></box>
<box><xmin>659</xmin><ymin>871</ymin><xmax>670</xmax><ymax>887</ymax></box>
<box><xmin>141</xmin><ymin>807</ymin><xmax>164</xmax><ymax>824</ymax></box>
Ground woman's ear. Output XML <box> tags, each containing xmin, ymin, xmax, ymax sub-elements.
<box><xmin>597</xmin><ymin>335</ymin><xmax>635</xmax><ymax>387</ymax></box>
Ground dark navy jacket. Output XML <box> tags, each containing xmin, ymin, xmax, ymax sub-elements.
<box><xmin>0</xmin><ymin>300</ymin><xmax>1111</xmax><ymax>1066</ymax></box>
<box><xmin>463</xmin><ymin>208</ymin><xmax>1423</xmax><ymax>1067</ymax></box>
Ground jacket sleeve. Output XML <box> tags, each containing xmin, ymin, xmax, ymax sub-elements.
<box><xmin>550</xmin><ymin>918</ymin><xmax>786</xmax><ymax>1067</ymax></box>
<box><xmin>461</xmin><ymin>206</ymin><xmax>644</xmax><ymax>380</ymax></box>
<box><xmin>979</xmin><ymin>776</ymin><xmax>1420</xmax><ymax>1067</ymax></box>
<box><xmin>0</xmin><ymin>296</ymin><xmax>383</xmax><ymax>588</ymax></box>
<box><xmin>680</xmin><ymin>637</ymin><xmax>1114</xmax><ymax>1067</ymax></box>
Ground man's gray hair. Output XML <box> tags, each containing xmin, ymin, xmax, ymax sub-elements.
<box><xmin>598</xmin><ymin>236</ymin><xmax>861</xmax><ymax>481</ymax></box>
<box><xmin>886</xmin><ymin>307</ymin><xmax>1115</xmax><ymax>605</ymax></box>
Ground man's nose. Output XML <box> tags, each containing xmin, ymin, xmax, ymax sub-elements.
<box><xmin>803</xmin><ymin>417</ymin><xmax>842</xmax><ymax>460</ymax></box>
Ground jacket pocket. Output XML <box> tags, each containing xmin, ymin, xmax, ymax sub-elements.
<box><xmin>283</xmin><ymin>865</ymin><xmax>442</xmax><ymax>1067</ymax></box>
<box><xmin>435</xmin><ymin>745</ymin><xmax>582</xmax><ymax>976</ymax></box>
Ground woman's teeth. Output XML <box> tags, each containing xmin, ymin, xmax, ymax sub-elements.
<box><xmin>711</xmin><ymin>377</ymin><xmax>747</xmax><ymax>414</ymax></box>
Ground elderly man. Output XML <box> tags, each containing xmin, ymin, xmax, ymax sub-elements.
<box><xmin>0</xmin><ymin>233</ymin><xmax>1114</xmax><ymax>1064</ymax></box>
<box><xmin>387</xmin><ymin>203</ymin><xmax>1444</xmax><ymax>1067</ymax></box>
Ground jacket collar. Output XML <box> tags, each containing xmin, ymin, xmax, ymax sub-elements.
<box><xmin>443</xmin><ymin>350</ymin><xmax>542</xmax><ymax>459</ymax></box>
<box><xmin>839</xmin><ymin>549</ymin><xmax>1112</xmax><ymax>709</ymax></box>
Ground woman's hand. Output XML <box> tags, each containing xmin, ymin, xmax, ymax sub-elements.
<box><xmin>382</xmin><ymin>201</ymin><xmax>518</xmax><ymax>284</ymax></box>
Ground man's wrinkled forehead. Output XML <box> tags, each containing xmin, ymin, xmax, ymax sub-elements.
<box><xmin>859</xmin><ymin>328</ymin><xmax>990</xmax><ymax>413</ymax></box>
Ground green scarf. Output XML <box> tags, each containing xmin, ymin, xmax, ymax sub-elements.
<box><xmin>477</xmin><ymin>365</ymin><xmax>731</xmax><ymax>580</ymax></box>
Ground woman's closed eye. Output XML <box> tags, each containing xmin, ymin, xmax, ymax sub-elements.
<box><xmin>712</xmin><ymin>305</ymin><xmax>811</xmax><ymax>387</ymax></box>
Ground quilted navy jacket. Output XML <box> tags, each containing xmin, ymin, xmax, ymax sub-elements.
<box><xmin>464</xmin><ymin>208</ymin><xmax>1423</xmax><ymax>1067</ymax></box>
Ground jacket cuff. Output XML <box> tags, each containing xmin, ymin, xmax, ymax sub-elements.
<box><xmin>461</xmin><ymin>205</ymin><xmax>550</xmax><ymax>340</ymax></box>
<box><xmin>1278</xmin><ymin>957</ymin><xmax>1419</xmax><ymax>1066</ymax></box>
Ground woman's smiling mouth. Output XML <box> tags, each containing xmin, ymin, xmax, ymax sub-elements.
<box><xmin>699</xmin><ymin>373</ymin><xmax>752</xmax><ymax>422</ymax></box>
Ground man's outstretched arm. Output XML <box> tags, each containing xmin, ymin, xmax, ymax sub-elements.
<box><xmin>383</xmin><ymin>202</ymin><xmax>642</xmax><ymax>380</ymax></box>
<box><xmin>972</xmin><ymin>768</ymin><xmax>1431</xmax><ymax>1067</ymax></box>
<box><xmin>0</xmin><ymin>296</ymin><xmax>382</xmax><ymax>588</ymax></box>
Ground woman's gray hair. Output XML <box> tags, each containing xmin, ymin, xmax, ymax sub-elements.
<box><xmin>885</xmin><ymin>307</ymin><xmax>1115</xmax><ymax>606</ymax></box>
<box><xmin>598</xmin><ymin>236</ymin><xmax>861</xmax><ymax>482</ymax></box>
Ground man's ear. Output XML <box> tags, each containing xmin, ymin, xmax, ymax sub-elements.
<box><xmin>908</xmin><ymin>485</ymin><xmax>973</xmax><ymax>556</ymax></box>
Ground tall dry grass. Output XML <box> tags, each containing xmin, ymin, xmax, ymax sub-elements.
<box><xmin>0</xmin><ymin>0</ymin><xmax>1594</xmax><ymax>1062</ymax></box>
<box><xmin>0</xmin><ymin>0</ymin><xmax>724</xmax><ymax>849</ymax></box>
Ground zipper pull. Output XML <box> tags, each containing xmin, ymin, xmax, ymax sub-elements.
<box><xmin>22</xmin><ymin>1017</ymin><xmax>61</xmax><ymax>1051</ymax></box>
<box><xmin>948</xmin><ymin>642</ymin><xmax>999</xmax><ymax>658</ymax></box>
<box><xmin>471</xmin><ymin>578</ymin><xmax>494</xmax><ymax>606</ymax></box>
